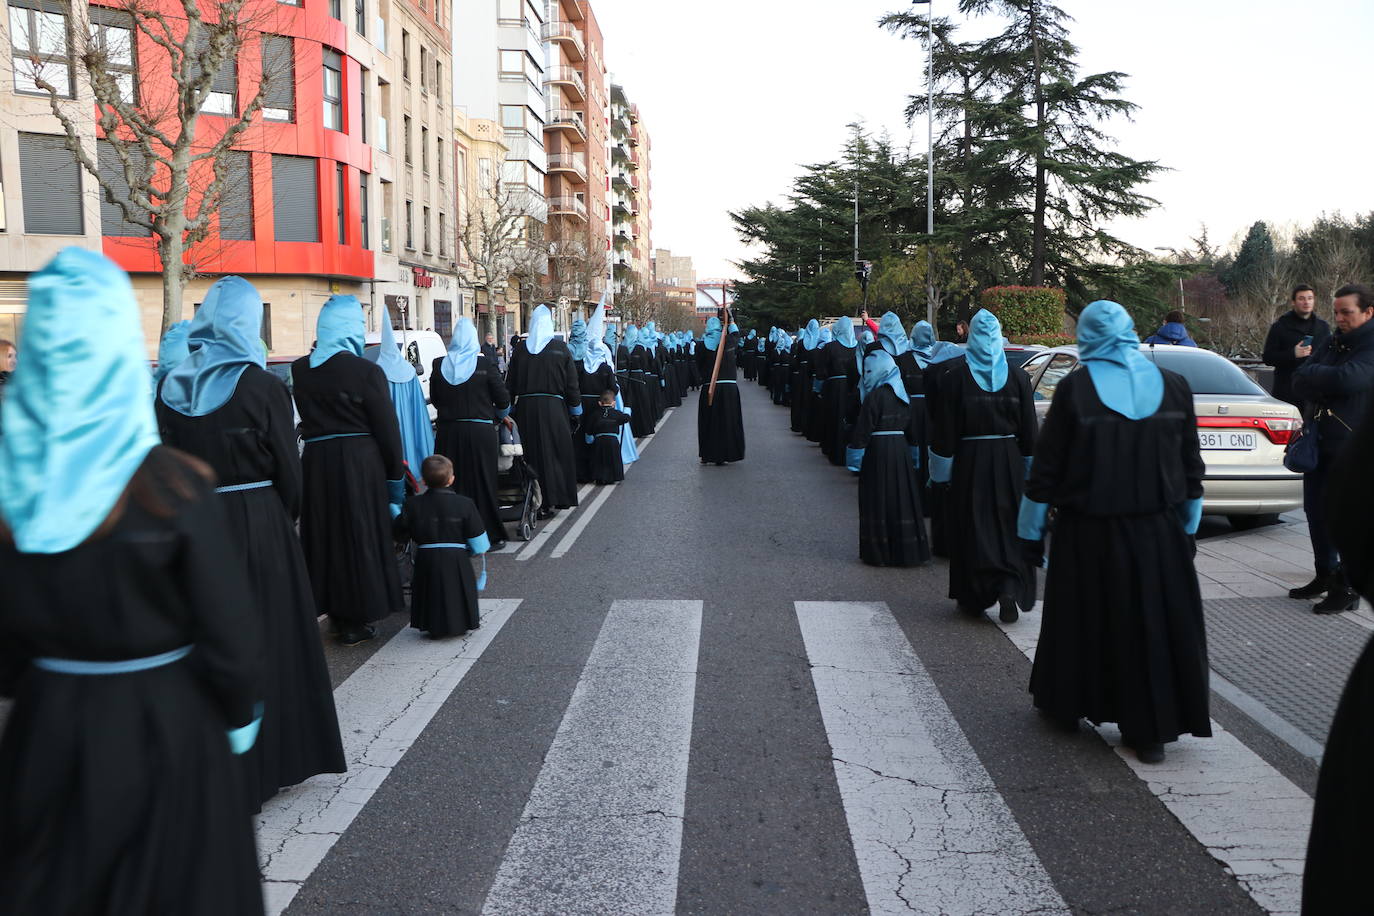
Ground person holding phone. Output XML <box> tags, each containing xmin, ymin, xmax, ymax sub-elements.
<box><xmin>1263</xmin><ymin>284</ymin><xmax>1331</xmax><ymax>407</ymax></box>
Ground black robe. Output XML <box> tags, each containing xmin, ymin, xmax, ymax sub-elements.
<box><xmin>156</xmin><ymin>368</ymin><xmax>344</xmax><ymax>812</ymax></box>
<box><xmin>509</xmin><ymin>339</ymin><xmax>581</xmax><ymax>510</ymax></box>
<box><xmin>818</xmin><ymin>340</ymin><xmax>861</xmax><ymax>466</ymax></box>
<box><xmin>393</xmin><ymin>487</ymin><xmax>486</xmax><ymax>637</ymax></box>
<box><xmin>932</xmin><ymin>361</ymin><xmax>1038</xmax><ymax>610</ymax></box>
<box><xmin>697</xmin><ymin>332</ymin><xmax>746</xmax><ymax>464</ymax></box>
<box><xmin>584</xmin><ymin>405</ymin><xmax>631</xmax><ymax>484</ymax></box>
<box><xmin>789</xmin><ymin>341</ymin><xmax>810</xmax><ymax>432</ymax></box>
<box><xmin>431</xmin><ymin>354</ymin><xmax>511</xmax><ymax>544</ymax></box>
<box><xmin>1026</xmin><ymin>369</ymin><xmax>1211</xmax><ymax>745</ymax></box>
<box><xmin>575</xmin><ymin>363</ymin><xmax>618</xmax><ymax>483</ymax></box>
<box><xmin>850</xmin><ymin>385</ymin><xmax>930</xmax><ymax>567</ymax></box>
<box><xmin>0</xmin><ymin>448</ymin><xmax>264</xmax><ymax>915</ymax></box>
<box><xmin>292</xmin><ymin>352</ymin><xmax>405</xmax><ymax>626</ymax></box>
<box><xmin>628</xmin><ymin>346</ymin><xmax>656</xmax><ymax>437</ymax></box>
<box><xmin>922</xmin><ymin>355</ymin><xmax>964</xmax><ymax>555</ymax></box>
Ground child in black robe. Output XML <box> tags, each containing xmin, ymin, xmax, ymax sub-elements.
<box><xmin>393</xmin><ymin>456</ymin><xmax>489</xmax><ymax>638</ymax></box>
<box><xmin>584</xmin><ymin>390</ymin><xmax>631</xmax><ymax>484</ymax></box>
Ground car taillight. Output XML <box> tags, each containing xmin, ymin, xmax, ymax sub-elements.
<box><xmin>1197</xmin><ymin>415</ymin><xmax>1301</xmax><ymax>445</ymax></box>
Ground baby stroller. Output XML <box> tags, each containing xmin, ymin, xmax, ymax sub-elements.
<box><xmin>496</xmin><ymin>418</ymin><xmax>541</xmax><ymax>541</ymax></box>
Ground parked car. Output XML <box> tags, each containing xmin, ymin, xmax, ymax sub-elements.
<box><xmin>1003</xmin><ymin>344</ymin><xmax>1046</xmax><ymax>368</ymax></box>
<box><xmin>1019</xmin><ymin>344</ymin><xmax>1303</xmax><ymax>529</ymax></box>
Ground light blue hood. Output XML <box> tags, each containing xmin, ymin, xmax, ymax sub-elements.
<box><xmin>310</xmin><ymin>295</ymin><xmax>365</xmax><ymax>368</ymax></box>
<box><xmin>965</xmin><ymin>309</ymin><xmax>1008</xmax><ymax>393</ymax></box>
<box><xmin>441</xmin><ymin>317</ymin><xmax>480</xmax><ymax>386</ymax></box>
<box><xmin>526</xmin><ymin>304</ymin><xmax>554</xmax><ymax>354</ymax></box>
<box><xmin>161</xmin><ymin>276</ymin><xmax>266</xmax><ymax>417</ymax></box>
<box><xmin>1078</xmin><ymin>299</ymin><xmax>1162</xmax><ymax>420</ymax></box>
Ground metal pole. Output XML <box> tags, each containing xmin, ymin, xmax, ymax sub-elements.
<box><xmin>925</xmin><ymin>0</ymin><xmax>936</xmax><ymax>329</ymax></box>
<box><xmin>853</xmin><ymin>181</ymin><xmax>859</xmax><ymax>272</ymax></box>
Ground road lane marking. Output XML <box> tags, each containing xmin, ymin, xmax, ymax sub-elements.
<box><xmin>1209</xmin><ymin>670</ymin><xmax>1325</xmax><ymax>762</ymax></box>
<box><xmin>255</xmin><ymin>599</ymin><xmax>522</xmax><ymax>915</ymax></box>
<box><xmin>994</xmin><ymin>612</ymin><xmax>1311</xmax><ymax>915</ymax></box>
<box><xmin>514</xmin><ymin>483</ymin><xmax>595</xmax><ymax>561</ymax></box>
<box><xmin>549</xmin><ymin>483</ymin><xmax>617</xmax><ymax>559</ymax></box>
<box><xmin>480</xmin><ymin>599</ymin><xmax>702</xmax><ymax>916</ymax></box>
<box><xmin>796</xmin><ymin>601</ymin><xmax>1067</xmax><ymax>916</ymax></box>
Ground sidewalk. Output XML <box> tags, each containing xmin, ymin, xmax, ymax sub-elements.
<box><xmin>1196</xmin><ymin>511</ymin><xmax>1371</xmax><ymax>761</ymax></box>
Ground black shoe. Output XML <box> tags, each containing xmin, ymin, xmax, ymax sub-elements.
<box><xmin>491</xmin><ymin>540</ymin><xmax>507</xmax><ymax>551</ymax></box>
<box><xmin>998</xmin><ymin>594</ymin><xmax>1019</xmax><ymax>624</ymax></box>
<box><xmin>1290</xmin><ymin>570</ymin><xmax>1338</xmax><ymax>599</ymax></box>
<box><xmin>1315</xmin><ymin>587</ymin><xmax>1361</xmax><ymax>614</ymax></box>
<box><xmin>1130</xmin><ymin>742</ymin><xmax>1166</xmax><ymax>764</ymax></box>
<box><xmin>338</xmin><ymin>624</ymin><xmax>377</xmax><ymax>647</ymax></box>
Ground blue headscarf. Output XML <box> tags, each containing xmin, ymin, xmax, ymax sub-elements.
<box><xmin>965</xmin><ymin>309</ymin><xmax>1008</xmax><ymax>393</ymax></box>
<box><xmin>160</xmin><ymin>276</ymin><xmax>265</xmax><ymax>417</ymax></box>
<box><xmin>703</xmin><ymin>316</ymin><xmax>723</xmax><ymax>351</ymax></box>
<box><xmin>603</xmin><ymin>321</ymin><xmax>618</xmax><ymax>354</ymax></box>
<box><xmin>801</xmin><ymin>319</ymin><xmax>821</xmax><ymax>350</ymax></box>
<box><xmin>155</xmin><ymin>320</ymin><xmax>192</xmax><ymax>382</ymax></box>
<box><xmin>819</xmin><ymin>326</ymin><xmax>833</xmax><ymax>345</ymax></box>
<box><xmin>584</xmin><ymin>299</ymin><xmax>612</xmax><ymax>373</ymax></box>
<box><xmin>568</xmin><ymin>317</ymin><xmax>588</xmax><ymax>362</ymax></box>
<box><xmin>909</xmin><ymin>320</ymin><xmax>936</xmax><ymax>368</ymax></box>
<box><xmin>858</xmin><ymin>327</ymin><xmax>875</xmax><ymax>347</ymax></box>
<box><xmin>526</xmin><ymin>304</ymin><xmax>554</xmax><ymax>355</ymax></box>
<box><xmin>878</xmin><ymin>311</ymin><xmax>911</xmax><ymax>356</ymax></box>
<box><xmin>623</xmin><ymin>324</ymin><xmax>639</xmax><ymax>349</ymax></box>
<box><xmin>0</xmin><ymin>248</ymin><xmax>160</xmax><ymax>553</ymax></box>
<box><xmin>831</xmin><ymin>317</ymin><xmax>857</xmax><ymax>348</ymax></box>
<box><xmin>441</xmin><ymin>317</ymin><xmax>480</xmax><ymax>386</ymax></box>
<box><xmin>1077</xmin><ymin>299</ymin><xmax>1163</xmax><ymax>420</ymax></box>
<box><xmin>862</xmin><ymin>349</ymin><xmax>909</xmax><ymax>404</ymax></box>
<box><xmin>310</xmin><ymin>294</ymin><xmax>365</xmax><ymax>367</ymax></box>
<box><xmin>641</xmin><ymin>321</ymin><xmax>656</xmax><ymax>350</ymax></box>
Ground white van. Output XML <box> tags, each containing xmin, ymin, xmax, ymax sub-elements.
<box><xmin>363</xmin><ymin>328</ymin><xmax>448</xmax><ymax>420</ymax></box>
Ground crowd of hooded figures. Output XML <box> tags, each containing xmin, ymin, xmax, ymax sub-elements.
<box><xmin>1</xmin><ymin>248</ymin><xmax>1372</xmax><ymax>911</ymax></box>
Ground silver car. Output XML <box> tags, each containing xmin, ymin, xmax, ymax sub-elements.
<box><xmin>1019</xmin><ymin>344</ymin><xmax>1303</xmax><ymax>529</ymax></box>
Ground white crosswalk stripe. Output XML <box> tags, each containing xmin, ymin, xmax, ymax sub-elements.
<box><xmin>797</xmin><ymin>601</ymin><xmax>1068</xmax><ymax>915</ymax></box>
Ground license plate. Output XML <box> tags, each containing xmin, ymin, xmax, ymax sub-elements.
<box><xmin>1199</xmin><ymin>430</ymin><xmax>1258</xmax><ymax>451</ymax></box>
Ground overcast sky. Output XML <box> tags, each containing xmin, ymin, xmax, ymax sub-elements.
<box><xmin>590</xmin><ymin>0</ymin><xmax>1374</xmax><ymax>281</ymax></box>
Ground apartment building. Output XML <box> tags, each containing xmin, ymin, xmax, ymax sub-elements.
<box><xmin>454</xmin><ymin>107</ymin><xmax>522</xmax><ymax>344</ymax></box>
<box><xmin>608</xmin><ymin>81</ymin><xmax>646</xmax><ymax>299</ymax></box>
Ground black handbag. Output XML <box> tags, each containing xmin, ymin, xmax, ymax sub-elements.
<box><xmin>1284</xmin><ymin>418</ymin><xmax>1320</xmax><ymax>473</ymax></box>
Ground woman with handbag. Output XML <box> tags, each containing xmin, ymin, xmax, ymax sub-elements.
<box><xmin>1290</xmin><ymin>284</ymin><xmax>1374</xmax><ymax>614</ymax></box>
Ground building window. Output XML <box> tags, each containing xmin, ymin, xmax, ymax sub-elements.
<box><xmin>358</xmin><ymin>67</ymin><xmax>368</xmax><ymax>142</ymax></box>
<box><xmin>18</xmin><ymin>133</ymin><xmax>82</xmax><ymax>235</ymax></box>
<box><xmin>261</xmin><ymin>302</ymin><xmax>273</xmax><ymax>350</ymax></box>
<box><xmin>260</xmin><ymin>34</ymin><xmax>294</xmax><ymax>122</ymax></box>
<box><xmin>97</xmin><ymin>140</ymin><xmax>150</xmax><ymax>237</ymax></box>
<box><xmin>271</xmin><ymin>154</ymin><xmax>319</xmax><ymax>242</ymax></box>
<box><xmin>335</xmin><ymin>163</ymin><xmax>346</xmax><ymax>244</ymax></box>
<box><xmin>401</xmin><ymin>30</ymin><xmax>409</xmax><ymax>81</ymax></box>
<box><xmin>381</xmin><ymin>179</ymin><xmax>393</xmax><ymax>251</ymax></box>
<box><xmin>421</xmin><ymin>126</ymin><xmax>428</xmax><ymax>174</ymax></box>
<box><xmin>436</xmin><ymin>137</ymin><xmax>444</xmax><ymax>183</ymax></box>
<box><xmin>355</xmin><ymin>0</ymin><xmax>365</xmax><ymax>35</ymax></box>
<box><xmin>219</xmin><ymin>150</ymin><xmax>254</xmax><ymax>241</ymax></box>
<box><xmin>360</xmin><ymin>172</ymin><xmax>370</xmax><ymax>249</ymax></box>
<box><xmin>329</xmin><ymin>0</ymin><xmax>341</xmax><ymax>20</ymax></box>
<box><xmin>419</xmin><ymin>46</ymin><xmax>427</xmax><ymax>93</ymax></box>
<box><xmin>433</xmin><ymin>300</ymin><xmax>451</xmax><ymax>339</ymax></box>
<box><xmin>9</xmin><ymin>0</ymin><xmax>73</xmax><ymax>98</ymax></box>
<box><xmin>403</xmin><ymin>115</ymin><xmax>412</xmax><ymax>164</ymax></box>
<box><xmin>422</xmin><ymin>205</ymin><xmax>430</xmax><ymax>253</ymax></box>
<box><xmin>434</xmin><ymin>60</ymin><xmax>442</xmax><ymax>107</ymax></box>
<box><xmin>322</xmin><ymin>49</ymin><xmax>343</xmax><ymax>131</ymax></box>
<box><xmin>90</xmin><ymin>7</ymin><xmax>136</xmax><ymax>104</ymax></box>
<box><xmin>438</xmin><ymin>212</ymin><xmax>446</xmax><ymax>256</ymax></box>
<box><xmin>404</xmin><ymin>199</ymin><xmax>414</xmax><ymax>249</ymax></box>
<box><xmin>194</xmin><ymin>32</ymin><xmax>238</xmax><ymax>115</ymax></box>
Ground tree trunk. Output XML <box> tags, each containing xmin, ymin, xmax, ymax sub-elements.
<box><xmin>1029</xmin><ymin>0</ymin><xmax>1046</xmax><ymax>287</ymax></box>
<box><xmin>961</xmin><ymin>75</ymin><xmax>973</xmax><ymax>214</ymax></box>
<box><xmin>158</xmin><ymin>140</ymin><xmax>195</xmax><ymax>333</ymax></box>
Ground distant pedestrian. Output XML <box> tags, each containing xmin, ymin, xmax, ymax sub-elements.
<box><xmin>394</xmin><ymin>455</ymin><xmax>489</xmax><ymax>638</ymax></box>
<box><xmin>1262</xmin><ymin>284</ymin><xmax>1330</xmax><ymax>407</ymax></box>
<box><xmin>482</xmin><ymin>332</ymin><xmax>499</xmax><ymax>364</ymax></box>
<box><xmin>1143</xmin><ymin>310</ymin><xmax>1199</xmax><ymax>347</ymax></box>
<box><xmin>954</xmin><ymin>319</ymin><xmax>970</xmax><ymax>343</ymax></box>
<box><xmin>0</xmin><ymin>338</ymin><xmax>14</xmax><ymax>385</ymax></box>
<box><xmin>1019</xmin><ymin>300</ymin><xmax>1210</xmax><ymax>765</ymax></box>
<box><xmin>1290</xmin><ymin>284</ymin><xmax>1374</xmax><ymax>613</ymax></box>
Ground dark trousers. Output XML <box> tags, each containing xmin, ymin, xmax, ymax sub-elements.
<box><xmin>1305</xmin><ymin>461</ymin><xmax>1341</xmax><ymax>575</ymax></box>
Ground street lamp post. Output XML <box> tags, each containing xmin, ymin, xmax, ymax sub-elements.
<box><xmin>912</xmin><ymin>0</ymin><xmax>935</xmax><ymax>329</ymax></box>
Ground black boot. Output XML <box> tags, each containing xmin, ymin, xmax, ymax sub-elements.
<box><xmin>1290</xmin><ymin>568</ymin><xmax>1339</xmax><ymax>600</ymax></box>
<box><xmin>1315</xmin><ymin>586</ymin><xmax>1361</xmax><ymax>615</ymax></box>
<box><xmin>998</xmin><ymin>593</ymin><xmax>1019</xmax><ymax>624</ymax></box>
<box><xmin>1131</xmin><ymin>742</ymin><xmax>1166</xmax><ymax>764</ymax></box>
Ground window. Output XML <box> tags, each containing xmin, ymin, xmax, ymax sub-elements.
<box><xmin>421</xmin><ymin>126</ymin><xmax>428</xmax><ymax>173</ymax></box>
<box><xmin>404</xmin><ymin>199</ymin><xmax>414</xmax><ymax>249</ymax></box>
<box><xmin>403</xmin><ymin>115</ymin><xmax>412</xmax><ymax>164</ymax></box>
<box><xmin>9</xmin><ymin>0</ymin><xmax>72</xmax><ymax>98</ymax></box>
<box><xmin>260</xmin><ymin>35</ymin><xmax>294</xmax><ymax>122</ymax></box>
<box><xmin>1033</xmin><ymin>354</ymin><xmax>1077</xmax><ymax>403</ymax></box>
<box><xmin>501</xmin><ymin>105</ymin><xmax>524</xmax><ymax>130</ymax></box>
<box><xmin>97</xmin><ymin>140</ymin><xmax>149</xmax><ymax>236</ymax></box>
<box><xmin>329</xmin><ymin>0</ymin><xmax>341</xmax><ymax>20</ymax></box>
<box><xmin>360</xmin><ymin>172</ymin><xmax>370</xmax><ymax>249</ymax></box>
<box><xmin>436</xmin><ymin>137</ymin><xmax>444</xmax><ymax>183</ymax></box>
<box><xmin>193</xmin><ymin>32</ymin><xmax>238</xmax><ymax>115</ymax></box>
<box><xmin>433</xmin><ymin>300</ymin><xmax>451</xmax><ymax>339</ymax></box>
<box><xmin>261</xmin><ymin>303</ymin><xmax>273</xmax><ymax>351</ymax></box>
<box><xmin>419</xmin><ymin>46</ymin><xmax>427</xmax><ymax>92</ymax></box>
<box><xmin>358</xmin><ymin>67</ymin><xmax>368</xmax><ymax>142</ymax></box>
<box><xmin>422</xmin><ymin>205</ymin><xmax>430</xmax><ymax>253</ymax></box>
<box><xmin>322</xmin><ymin>49</ymin><xmax>343</xmax><ymax>131</ymax></box>
<box><xmin>90</xmin><ymin>7</ymin><xmax>136</xmax><ymax>104</ymax></box>
<box><xmin>438</xmin><ymin>212</ymin><xmax>446</xmax><ymax>256</ymax></box>
<box><xmin>401</xmin><ymin>30</ymin><xmax>409</xmax><ymax>81</ymax></box>
<box><xmin>18</xmin><ymin>133</ymin><xmax>82</xmax><ymax>235</ymax></box>
<box><xmin>335</xmin><ymin>163</ymin><xmax>346</xmax><ymax>244</ymax></box>
<box><xmin>381</xmin><ymin>179</ymin><xmax>393</xmax><ymax>251</ymax></box>
<box><xmin>271</xmin><ymin>154</ymin><xmax>319</xmax><ymax>242</ymax></box>
<box><xmin>355</xmin><ymin>0</ymin><xmax>365</xmax><ymax>35</ymax></box>
<box><xmin>434</xmin><ymin>60</ymin><xmax>442</xmax><ymax>106</ymax></box>
<box><xmin>219</xmin><ymin>151</ymin><xmax>254</xmax><ymax>241</ymax></box>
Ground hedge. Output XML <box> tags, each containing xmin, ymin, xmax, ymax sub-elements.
<box><xmin>978</xmin><ymin>286</ymin><xmax>1066</xmax><ymax>337</ymax></box>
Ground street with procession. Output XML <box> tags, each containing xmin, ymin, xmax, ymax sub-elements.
<box><xmin>237</xmin><ymin>377</ymin><xmax>1356</xmax><ymax>916</ymax></box>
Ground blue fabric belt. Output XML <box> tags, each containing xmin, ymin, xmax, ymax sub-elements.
<box><xmin>419</xmin><ymin>542</ymin><xmax>468</xmax><ymax>550</ymax></box>
<box><xmin>827</xmin><ymin>375</ymin><xmax>848</xmax><ymax>380</ymax></box>
<box><xmin>714</xmin><ymin>379</ymin><xmax>737</xmax><ymax>384</ymax></box>
<box><xmin>962</xmin><ymin>434</ymin><xmax>1015</xmax><ymax>441</ymax></box>
<box><xmin>216</xmin><ymin>480</ymin><xmax>272</xmax><ymax>494</ymax></box>
<box><xmin>595</xmin><ymin>432</ymin><xmax>620</xmax><ymax>438</ymax></box>
<box><xmin>520</xmin><ymin>393</ymin><xmax>563</xmax><ymax>399</ymax></box>
<box><xmin>34</xmin><ymin>644</ymin><xmax>193</xmax><ymax>675</ymax></box>
<box><xmin>451</xmin><ymin>418</ymin><xmax>492</xmax><ymax>424</ymax></box>
<box><xmin>872</xmin><ymin>430</ymin><xmax>905</xmax><ymax>436</ymax></box>
<box><xmin>304</xmin><ymin>432</ymin><xmax>370</xmax><ymax>443</ymax></box>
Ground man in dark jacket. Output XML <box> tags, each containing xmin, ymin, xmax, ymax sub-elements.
<box><xmin>1263</xmin><ymin>285</ymin><xmax>1330</xmax><ymax>406</ymax></box>
<box><xmin>1143</xmin><ymin>310</ymin><xmax>1199</xmax><ymax>347</ymax></box>
<box><xmin>1290</xmin><ymin>283</ymin><xmax>1374</xmax><ymax>613</ymax></box>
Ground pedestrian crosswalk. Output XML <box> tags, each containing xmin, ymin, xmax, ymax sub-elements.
<box><xmin>261</xmin><ymin>597</ymin><xmax>1313</xmax><ymax>915</ymax></box>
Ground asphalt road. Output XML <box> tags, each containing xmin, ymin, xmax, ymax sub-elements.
<box><xmin>263</xmin><ymin>377</ymin><xmax>1302</xmax><ymax>916</ymax></box>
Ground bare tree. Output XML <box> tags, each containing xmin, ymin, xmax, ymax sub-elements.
<box><xmin>459</xmin><ymin>169</ymin><xmax>544</xmax><ymax>328</ymax></box>
<box><xmin>613</xmin><ymin>269</ymin><xmax>654</xmax><ymax>326</ymax></box>
<box><xmin>530</xmin><ymin>217</ymin><xmax>610</xmax><ymax>319</ymax></box>
<box><xmin>19</xmin><ymin>0</ymin><xmax>288</xmax><ymax>331</ymax></box>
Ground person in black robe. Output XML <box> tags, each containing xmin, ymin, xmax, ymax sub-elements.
<box><xmin>1018</xmin><ymin>300</ymin><xmax>1209</xmax><ymax>764</ymax></box>
<box><xmin>639</xmin><ymin>321</ymin><xmax>665</xmax><ymax>426</ymax></box>
<box><xmin>156</xmin><ymin>276</ymin><xmax>344</xmax><ymax>812</ymax></box>
<box><xmin>432</xmin><ymin>317</ymin><xmax>511</xmax><ymax>548</ymax></box>
<box><xmin>847</xmin><ymin>350</ymin><xmax>930</xmax><ymax>567</ymax></box>
<box><xmin>697</xmin><ymin>312</ymin><xmax>746</xmax><ymax>465</ymax></box>
<box><xmin>922</xmin><ymin>347</ymin><xmax>965</xmax><ymax>557</ymax></box>
<box><xmin>790</xmin><ymin>321</ymin><xmax>818</xmax><ymax>433</ymax></box>
<box><xmin>929</xmin><ymin>309</ymin><xmax>1037</xmax><ymax>621</ymax></box>
<box><xmin>293</xmin><ymin>294</ymin><xmax>405</xmax><ymax>646</ymax></box>
<box><xmin>585</xmin><ymin>390</ymin><xmax>632</xmax><ymax>484</ymax></box>
<box><xmin>819</xmin><ymin>318</ymin><xmax>862</xmax><ymax>466</ymax></box>
<box><xmin>0</xmin><ymin>248</ymin><xmax>264</xmax><ymax>915</ymax></box>
<box><xmin>509</xmin><ymin>304</ymin><xmax>581</xmax><ymax>516</ymax></box>
<box><xmin>659</xmin><ymin>334</ymin><xmax>683</xmax><ymax>409</ymax></box>
<box><xmin>804</xmin><ymin>326</ymin><xmax>833</xmax><ymax>444</ymax></box>
<box><xmin>571</xmin><ymin>313</ymin><xmax>619</xmax><ymax>482</ymax></box>
<box><xmin>625</xmin><ymin>325</ymin><xmax>655</xmax><ymax>438</ymax></box>
<box><xmin>393</xmin><ymin>455</ymin><xmax>490</xmax><ymax>638</ymax></box>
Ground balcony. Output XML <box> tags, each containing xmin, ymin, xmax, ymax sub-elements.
<box><xmin>611</xmin><ymin>170</ymin><xmax>629</xmax><ymax>189</ymax></box>
<box><xmin>541</xmin><ymin>21</ymin><xmax>585</xmax><ymax>61</ymax></box>
<box><xmin>548</xmin><ymin>196</ymin><xmax>589</xmax><ymax>221</ymax></box>
<box><xmin>545</xmin><ymin>108</ymin><xmax>587</xmax><ymax>141</ymax></box>
<box><xmin>611</xmin><ymin>195</ymin><xmax>629</xmax><ymax>216</ymax></box>
<box><xmin>611</xmin><ymin>143</ymin><xmax>629</xmax><ymax>163</ymax></box>
<box><xmin>542</xmin><ymin>65</ymin><xmax>586</xmax><ymax>102</ymax></box>
<box><xmin>547</xmin><ymin>152</ymin><xmax>588</xmax><ymax>183</ymax></box>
